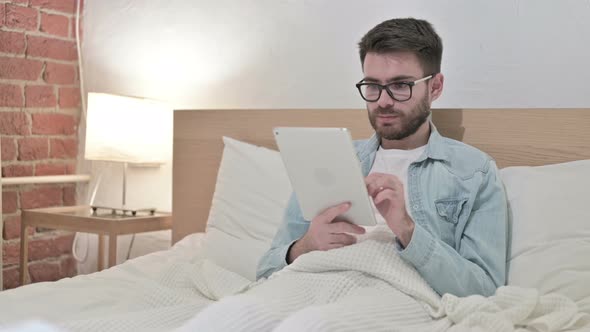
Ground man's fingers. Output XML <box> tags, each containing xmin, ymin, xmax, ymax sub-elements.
<box><xmin>373</xmin><ymin>189</ymin><xmax>399</xmax><ymax>206</ymax></box>
<box><xmin>329</xmin><ymin>233</ymin><xmax>357</xmax><ymax>246</ymax></box>
<box><xmin>326</xmin><ymin>243</ymin><xmax>347</xmax><ymax>250</ymax></box>
<box><xmin>365</xmin><ymin>173</ymin><xmax>403</xmax><ymax>196</ymax></box>
<box><xmin>325</xmin><ymin>241</ymin><xmax>357</xmax><ymax>250</ymax></box>
<box><xmin>365</xmin><ymin>174</ymin><xmax>379</xmax><ymax>196</ymax></box>
<box><xmin>315</xmin><ymin>202</ymin><xmax>351</xmax><ymax>224</ymax></box>
<box><xmin>366</xmin><ymin>175</ymin><xmax>390</xmax><ymax>196</ymax></box>
<box><xmin>374</xmin><ymin>189</ymin><xmax>389</xmax><ymax>205</ymax></box>
<box><xmin>330</xmin><ymin>221</ymin><xmax>366</xmax><ymax>235</ymax></box>
<box><xmin>364</xmin><ymin>173</ymin><xmax>376</xmax><ymax>185</ymax></box>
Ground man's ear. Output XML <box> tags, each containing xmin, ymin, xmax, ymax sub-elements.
<box><xmin>430</xmin><ymin>73</ymin><xmax>444</xmax><ymax>102</ymax></box>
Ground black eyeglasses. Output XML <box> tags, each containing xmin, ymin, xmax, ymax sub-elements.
<box><xmin>355</xmin><ymin>74</ymin><xmax>435</xmax><ymax>102</ymax></box>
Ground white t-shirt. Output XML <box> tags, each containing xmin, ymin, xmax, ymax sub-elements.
<box><xmin>364</xmin><ymin>145</ymin><xmax>426</xmax><ymax>235</ymax></box>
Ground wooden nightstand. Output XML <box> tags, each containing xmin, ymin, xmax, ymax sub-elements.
<box><xmin>19</xmin><ymin>205</ymin><xmax>172</xmax><ymax>285</ymax></box>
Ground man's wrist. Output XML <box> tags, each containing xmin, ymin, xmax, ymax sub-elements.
<box><xmin>398</xmin><ymin>218</ymin><xmax>415</xmax><ymax>248</ymax></box>
<box><xmin>286</xmin><ymin>240</ymin><xmax>297</xmax><ymax>264</ymax></box>
<box><xmin>287</xmin><ymin>238</ymin><xmax>307</xmax><ymax>264</ymax></box>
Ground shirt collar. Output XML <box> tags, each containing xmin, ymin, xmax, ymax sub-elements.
<box><xmin>422</xmin><ymin>122</ymin><xmax>449</xmax><ymax>162</ymax></box>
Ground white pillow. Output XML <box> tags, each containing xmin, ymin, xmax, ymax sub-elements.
<box><xmin>202</xmin><ymin>137</ymin><xmax>292</xmax><ymax>281</ymax></box>
<box><xmin>501</xmin><ymin>160</ymin><xmax>590</xmax><ymax>313</ymax></box>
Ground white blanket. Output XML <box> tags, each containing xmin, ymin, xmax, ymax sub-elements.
<box><xmin>439</xmin><ymin>287</ymin><xmax>590</xmax><ymax>332</ymax></box>
<box><xmin>0</xmin><ymin>234</ymin><xmax>223</xmax><ymax>332</ymax></box>
<box><xmin>1</xmin><ymin>229</ymin><xmax>588</xmax><ymax>332</ymax></box>
<box><xmin>181</xmin><ymin>227</ymin><xmax>590</xmax><ymax>332</ymax></box>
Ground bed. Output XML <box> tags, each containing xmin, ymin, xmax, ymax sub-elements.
<box><xmin>0</xmin><ymin>108</ymin><xmax>589</xmax><ymax>331</ymax></box>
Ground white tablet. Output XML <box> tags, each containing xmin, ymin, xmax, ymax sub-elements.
<box><xmin>273</xmin><ymin>127</ymin><xmax>377</xmax><ymax>227</ymax></box>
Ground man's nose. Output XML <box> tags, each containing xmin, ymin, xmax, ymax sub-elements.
<box><xmin>377</xmin><ymin>89</ymin><xmax>395</xmax><ymax>109</ymax></box>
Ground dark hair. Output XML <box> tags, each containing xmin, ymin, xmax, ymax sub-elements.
<box><xmin>358</xmin><ymin>18</ymin><xmax>443</xmax><ymax>75</ymax></box>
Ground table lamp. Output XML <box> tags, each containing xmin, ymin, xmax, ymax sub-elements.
<box><xmin>85</xmin><ymin>92</ymin><xmax>172</xmax><ymax>216</ymax></box>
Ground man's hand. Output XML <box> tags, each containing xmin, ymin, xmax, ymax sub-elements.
<box><xmin>288</xmin><ymin>202</ymin><xmax>366</xmax><ymax>263</ymax></box>
<box><xmin>365</xmin><ymin>173</ymin><xmax>415</xmax><ymax>247</ymax></box>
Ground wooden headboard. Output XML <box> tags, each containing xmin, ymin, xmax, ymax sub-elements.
<box><xmin>172</xmin><ymin>108</ymin><xmax>590</xmax><ymax>243</ymax></box>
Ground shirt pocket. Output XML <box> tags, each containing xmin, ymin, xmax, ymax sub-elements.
<box><xmin>435</xmin><ymin>198</ymin><xmax>468</xmax><ymax>225</ymax></box>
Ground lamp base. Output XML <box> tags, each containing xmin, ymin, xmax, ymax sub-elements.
<box><xmin>90</xmin><ymin>205</ymin><xmax>156</xmax><ymax>217</ymax></box>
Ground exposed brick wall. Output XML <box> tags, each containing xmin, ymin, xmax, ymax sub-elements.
<box><xmin>1</xmin><ymin>0</ymin><xmax>80</xmax><ymax>289</ymax></box>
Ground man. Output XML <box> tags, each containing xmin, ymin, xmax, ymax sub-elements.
<box><xmin>181</xmin><ymin>17</ymin><xmax>508</xmax><ymax>332</ymax></box>
<box><xmin>257</xmin><ymin>17</ymin><xmax>508</xmax><ymax>298</ymax></box>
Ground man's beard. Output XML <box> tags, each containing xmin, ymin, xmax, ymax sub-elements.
<box><xmin>367</xmin><ymin>95</ymin><xmax>431</xmax><ymax>141</ymax></box>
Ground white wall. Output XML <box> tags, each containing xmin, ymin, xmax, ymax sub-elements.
<box><xmin>83</xmin><ymin>0</ymin><xmax>590</xmax><ymax>111</ymax></box>
<box><xmin>79</xmin><ymin>0</ymin><xmax>590</xmax><ymax>223</ymax></box>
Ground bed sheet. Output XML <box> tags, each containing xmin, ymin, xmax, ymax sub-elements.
<box><xmin>0</xmin><ymin>233</ymin><xmax>213</xmax><ymax>332</ymax></box>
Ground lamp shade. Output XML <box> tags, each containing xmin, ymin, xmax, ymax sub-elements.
<box><xmin>84</xmin><ymin>93</ymin><xmax>172</xmax><ymax>164</ymax></box>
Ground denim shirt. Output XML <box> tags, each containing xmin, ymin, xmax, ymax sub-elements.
<box><xmin>257</xmin><ymin>124</ymin><xmax>508</xmax><ymax>297</ymax></box>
